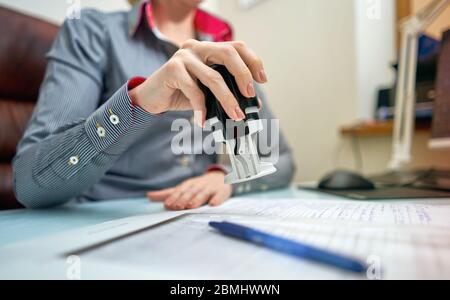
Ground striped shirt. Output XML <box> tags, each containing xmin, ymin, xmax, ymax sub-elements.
<box><xmin>12</xmin><ymin>1</ymin><xmax>296</xmax><ymax>208</ymax></box>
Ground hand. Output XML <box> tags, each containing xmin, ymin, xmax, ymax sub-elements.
<box><xmin>129</xmin><ymin>39</ymin><xmax>267</xmax><ymax>126</ymax></box>
<box><xmin>147</xmin><ymin>172</ymin><xmax>232</xmax><ymax>210</ymax></box>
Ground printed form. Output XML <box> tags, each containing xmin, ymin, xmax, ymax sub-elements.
<box><xmin>78</xmin><ymin>198</ymin><xmax>450</xmax><ymax>279</ymax></box>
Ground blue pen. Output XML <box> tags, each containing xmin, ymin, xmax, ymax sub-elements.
<box><xmin>209</xmin><ymin>221</ymin><xmax>367</xmax><ymax>274</ymax></box>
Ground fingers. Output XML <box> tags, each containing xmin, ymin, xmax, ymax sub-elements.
<box><xmin>228</xmin><ymin>41</ymin><xmax>267</xmax><ymax>83</ymax></box>
<box><xmin>181</xmin><ymin>52</ymin><xmax>246</xmax><ymax>121</ymax></box>
<box><xmin>151</xmin><ymin>185</ymin><xmax>227</xmax><ymax>210</ymax></box>
<box><xmin>171</xmin><ymin>188</ymin><xmax>198</xmax><ymax>210</ymax></box>
<box><xmin>202</xmin><ymin>43</ymin><xmax>256</xmax><ymax>99</ymax></box>
<box><xmin>147</xmin><ymin>188</ymin><xmax>175</xmax><ymax>202</ymax></box>
<box><xmin>158</xmin><ymin>172</ymin><xmax>231</xmax><ymax>211</ymax></box>
<box><xmin>209</xmin><ymin>188</ymin><xmax>231</xmax><ymax>207</ymax></box>
<box><xmin>182</xmin><ymin>39</ymin><xmax>267</xmax><ymax>93</ymax></box>
<box><xmin>171</xmin><ymin>61</ymin><xmax>206</xmax><ymax>126</ymax></box>
<box><xmin>162</xmin><ymin>178</ymin><xmax>217</xmax><ymax>211</ymax></box>
<box><xmin>141</xmin><ymin>40</ymin><xmax>265</xmax><ymax>117</ymax></box>
<box><xmin>166</xmin><ymin>185</ymin><xmax>230</xmax><ymax>211</ymax></box>
<box><xmin>179</xmin><ymin>40</ymin><xmax>268</xmax><ymax>120</ymax></box>
<box><xmin>164</xmin><ymin>182</ymin><xmax>193</xmax><ymax>209</ymax></box>
<box><xmin>166</xmin><ymin>185</ymin><xmax>212</xmax><ymax>211</ymax></box>
<box><xmin>186</xmin><ymin>189</ymin><xmax>214</xmax><ymax>210</ymax></box>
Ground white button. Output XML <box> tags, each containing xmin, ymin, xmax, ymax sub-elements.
<box><xmin>97</xmin><ymin>126</ymin><xmax>106</xmax><ymax>138</ymax></box>
<box><xmin>109</xmin><ymin>114</ymin><xmax>120</xmax><ymax>125</ymax></box>
<box><xmin>69</xmin><ymin>156</ymin><xmax>79</xmax><ymax>165</ymax></box>
<box><xmin>245</xmin><ymin>183</ymin><xmax>252</xmax><ymax>192</ymax></box>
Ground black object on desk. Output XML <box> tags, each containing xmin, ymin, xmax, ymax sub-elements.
<box><xmin>300</xmin><ymin>169</ymin><xmax>450</xmax><ymax>200</ymax></box>
<box><xmin>199</xmin><ymin>64</ymin><xmax>276</xmax><ymax>185</ymax></box>
<box><xmin>302</xmin><ymin>186</ymin><xmax>450</xmax><ymax>200</ymax></box>
<box><xmin>318</xmin><ymin>170</ymin><xmax>375</xmax><ymax>190</ymax></box>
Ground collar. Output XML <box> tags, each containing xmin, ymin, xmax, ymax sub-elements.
<box><xmin>128</xmin><ymin>0</ymin><xmax>233</xmax><ymax>42</ymax></box>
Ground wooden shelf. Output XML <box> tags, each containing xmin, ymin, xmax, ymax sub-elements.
<box><xmin>340</xmin><ymin>120</ymin><xmax>431</xmax><ymax>137</ymax></box>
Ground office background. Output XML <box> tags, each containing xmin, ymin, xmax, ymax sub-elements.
<box><xmin>0</xmin><ymin>0</ymin><xmax>449</xmax><ymax>184</ymax></box>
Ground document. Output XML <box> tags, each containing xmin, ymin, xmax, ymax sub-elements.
<box><xmin>78</xmin><ymin>198</ymin><xmax>450</xmax><ymax>279</ymax></box>
<box><xmin>196</xmin><ymin>198</ymin><xmax>450</xmax><ymax>227</ymax></box>
<box><xmin>0</xmin><ymin>210</ymin><xmax>186</xmax><ymax>261</ymax></box>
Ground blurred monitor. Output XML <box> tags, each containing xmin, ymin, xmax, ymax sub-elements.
<box><xmin>429</xmin><ymin>29</ymin><xmax>450</xmax><ymax>149</ymax></box>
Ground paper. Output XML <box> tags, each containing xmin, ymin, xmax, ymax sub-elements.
<box><xmin>78</xmin><ymin>198</ymin><xmax>450</xmax><ymax>279</ymax></box>
<box><xmin>0</xmin><ymin>210</ymin><xmax>186</xmax><ymax>260</ymax></box>
<box><xmin>195</xmin><ymin>198</ymin><xmax>450</xmax><ymax>227</ymax></box>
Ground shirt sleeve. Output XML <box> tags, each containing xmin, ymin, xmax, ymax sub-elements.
<box><xmin>13</xmin><ymin>9</ymin><xmax>155</xmax><ymax>208</ymax></box>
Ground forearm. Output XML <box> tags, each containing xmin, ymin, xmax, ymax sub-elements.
<box><xmin>13</xmin><ymin>84</ymin><xmax>155</xmax><ymax>208</ymax></box>
<box><xmin>13</xmin><ymin>125</ymin><xmax>116</xmax><ymax>208</ymax></box>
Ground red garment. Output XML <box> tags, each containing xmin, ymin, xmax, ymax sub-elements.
<box><xmin>131</xmin><ymin>0</ymin><xmax>233</xmax><ymax>42</ymax></box>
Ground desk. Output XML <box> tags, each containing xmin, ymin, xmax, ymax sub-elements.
<box><xmin>340</xmin><ymin>120</ymin><xmax>431</xmax><ymax>137</ymax></box>
<box><xmin>0</xmin><ymin>188</ymin><xmax>301</xmax><ymax>248</ymax></box>
<box><xmin>0</xmin><ymin>187</ymin><xmax>449</xmax><ymax>279</ymax></box>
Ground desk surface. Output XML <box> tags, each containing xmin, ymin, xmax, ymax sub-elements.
<box><xmin>1</xmin><ymin>187</ymin><xmax>449</xmax><ymax>280</ymax></box>
<box><xmin>1</xmin><ymin>187</ymin><xmax>448</xmax><ymax>248</ymax></box>
<box><xmin>340</xmin><ymin>120</ymin><xmax>431</xmax><ymax>137</ymax></box>
<box><xmin>0</xmin><ymin>188</ymin><xmax>302</xmax><ymax>247</ymax></box>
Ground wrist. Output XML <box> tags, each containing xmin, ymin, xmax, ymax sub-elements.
<box><xmin>128</xmin><ymin>78</ymin><xmax>164</xmax><ymax>115</ymax></box>
<box><xmin>128</xmin><ymin>77</ymin><xmax>147</xmax><ymax>109</ymax></box>
<box><xmin>206</xmin><ymin>164</ymin><xmax>228</xmax><ymax>175</ymax></box>
<box><xmin>207</xmin><ymin>171</ymin><xmax>226</xmax><ymax>178</ymax></box>
<box><xmin>129</xmin><ymin>84</ymin><xmax>146</xmax><ymax>109</ymax></box>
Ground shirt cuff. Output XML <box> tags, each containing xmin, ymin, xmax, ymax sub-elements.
<box><xmin>128</xmin><ymin>76</ymin><xmax>150</xmax><ymax>113</ymax></box>
<box><xmin>128</xmin><ymin>76</ymin><xmax>146</xmax><ymax>90</ymax></box>
<box><xmin>85</xmin><ymin>81</ymin><xmax>156</xmax><ymax>155</ymax></box>
<box><xmin>206</xmin><ymin>164</ymin><xmax>228</xmax><ymax>175</ymax></box>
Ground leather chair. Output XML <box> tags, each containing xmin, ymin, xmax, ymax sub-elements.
<box><xmin>0</xmin><ymin>6</ymin><xmax>59</xmax><ymax>210</ymax></box>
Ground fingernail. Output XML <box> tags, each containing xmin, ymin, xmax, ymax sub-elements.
<box><xmin>247</xmin><ymin>82</ymin><xmax>256</xmax><ymax>97</ymax></box>
<box><xmin>259</xmin><ymin>69</ymin><xmax>267</xmax><ymax>82</ymax></box>
<box><xmin>235</xmin><ymin>106</ymin><xmax>246</xmax><ymax>121</ymax></box>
